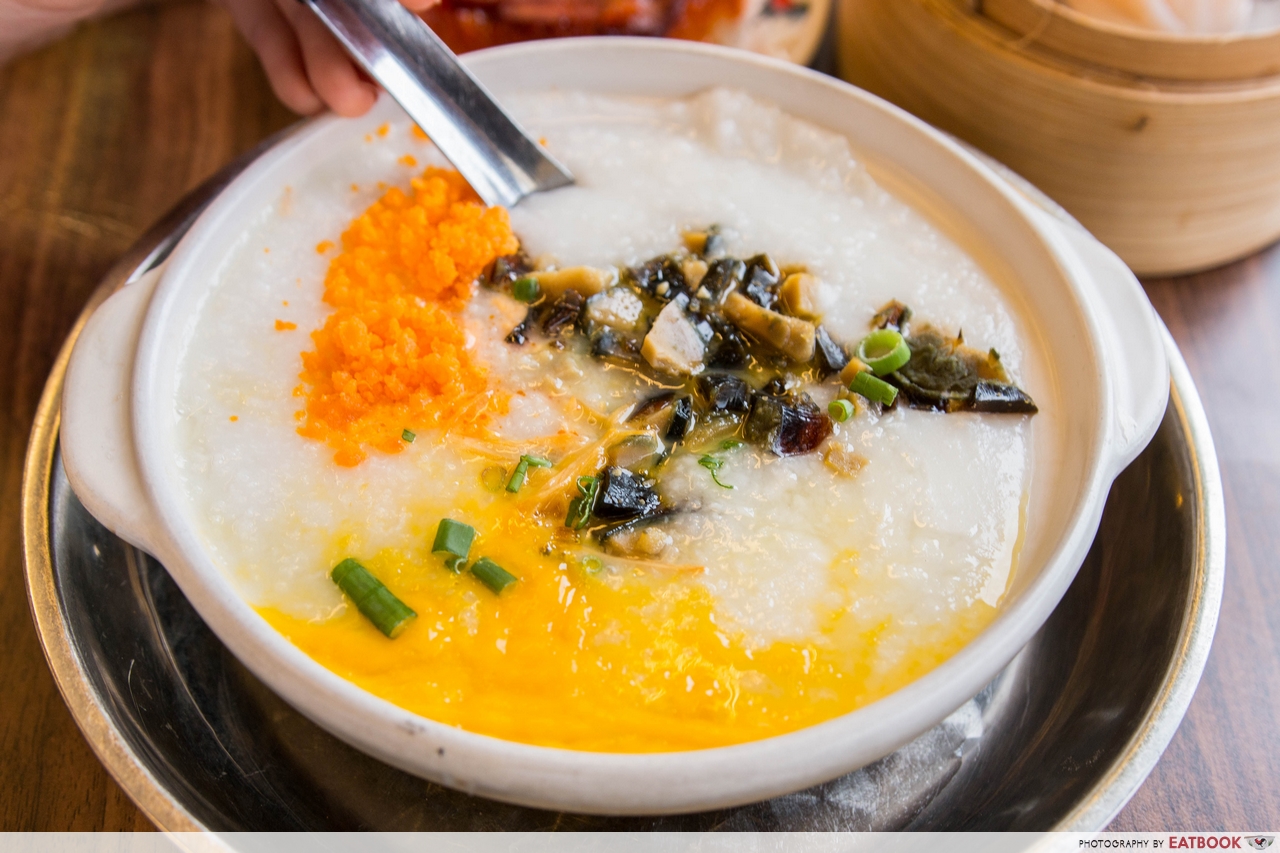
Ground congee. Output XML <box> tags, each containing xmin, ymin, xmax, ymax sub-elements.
<box><xmin>174</xmin><ymin>88</ymin><xmax>1040</xmax><ymax>752</ymax></box>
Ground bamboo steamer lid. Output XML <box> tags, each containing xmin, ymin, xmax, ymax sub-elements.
<box><xmin>836</xmin><ymin>0</ymin><xmax>1280</xmax><ymax>275</ymax></box>
<box><xmin>983</xmin><ymin>0</ymin><xmax>1280</xmax><ymax>81</ymax></box>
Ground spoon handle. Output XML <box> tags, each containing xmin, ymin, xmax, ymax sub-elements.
<box><xmin>301</xmin><ymin>0</ymin><xmax>574</xmax><ymax>207</ymax></box>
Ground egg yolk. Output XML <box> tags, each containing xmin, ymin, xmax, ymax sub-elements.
<box><xmin>260</xmin><ymin>495</ymin><xmax>995</xmax><ymax>752</ymax></box>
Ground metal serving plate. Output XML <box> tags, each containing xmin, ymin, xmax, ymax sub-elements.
<box><xmin>22</xmin><ymin>143</ymin><xmax>1225</xmax><ymax>835</ymax></box>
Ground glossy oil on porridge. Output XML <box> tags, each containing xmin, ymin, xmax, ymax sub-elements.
<box><xmin>173</xmin><ymin>89</ymin><xmax>1038</xmax><ymax>752</ymax></box>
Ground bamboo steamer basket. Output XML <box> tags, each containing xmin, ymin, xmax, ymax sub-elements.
<box><xmin>836</xmin><ymin>0</ymin><xmax>1280</xmax><ymax>275</ymax></box>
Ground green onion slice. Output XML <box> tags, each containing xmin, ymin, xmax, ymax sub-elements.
<box><xmin>401</xmin><ymin>429</ymin><xmax>416</xmax><ymax>443</ymax></box>
<box><xmin>828</xmin><ymin>399</ymin><xmax>854</xmax><ymax>422</ymax></box>
<box><xmin>470</xmin><ymin>557</ymin><xmax>517</xmax><ymax>594</ymax></box>
<box><xmin>512</xmin><ymin>277</ymin><xmax>540</xmax><ymax>303</ymax></box>
<box><xmin>331</xmin><ymin>558</ymin><xmax>417</xmax><ymax>638</ymax></box>
<box><xmin>505</xmin><ymin>454</ymin><xmax>552</xmax><ymax>493</ymax></box>
<box><xmin>856</xmin><ymin>329</ymin><xmax>911</xmax><ymax>376</ymax></box>
<box><xmin>432</xmin><ymin>518</ymin><xmax>475</xmax><ymax>573</ymax></box>
<box><xmin>720</xmin><ymin>439</ymin><xmax>744</xmax><ymax>450</ymax></box>
<box><xmin>565</xmin><ymin>475</ymin><xmax>601</xmax><ymax>529</ymax></box>
<box><xmin>506</xmin><ymin>459</ymin><xmax>530</xmax><ymax>492</ymax></box>
<box><xmin>697</xmin><ymin>454</ymin><xmax>734</xmax><ymax>489</ymax></box>
<box><xmin>849</xmin><ymin>371</ymin><xmax>899</xmax><ymax>406</ymax></box>
<box><xmin>481</xmin><ymin>466</ymin><xmax>506</xmax><ymax>492</ymax></box>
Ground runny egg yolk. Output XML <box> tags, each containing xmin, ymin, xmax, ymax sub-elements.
<box><xmin>259</xmin><ymin>497</ymin><xmax>996</xmax><ymax>753</ymax></box>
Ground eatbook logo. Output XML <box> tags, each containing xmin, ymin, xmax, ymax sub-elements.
<box><xmin>1247</xmin><ymin>838</ymin><xmax>1275</xmax><ymax>851</ymax></box>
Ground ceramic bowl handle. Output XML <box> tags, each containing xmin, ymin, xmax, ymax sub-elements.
<box><xmin>61</xmin><ymin>268</ymin><xmax>174</xmax><ymax>562</ymax></box>
<box><xmin>1029</xmin><ymin>207</ymin><xmax>1171</xmax><ymax>477</ymax></box>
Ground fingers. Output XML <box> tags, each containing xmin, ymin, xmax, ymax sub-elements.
<box><xmin>275</xmin><ymin>0</ymin><xmax>379</xmax><ymax>118</ymax></box>
<box><xmin>398</xmin><ymin>0</ymin><xmax>443</xmax><ymax>12</ymax></box>
<box><xmin>224</xmin><ymin>0</ymin><xmax>440</xmax><ymax>118</ymax></box>
<box><xmin>219</xmin><ymin>0</ymin><xmax>323</xmax><ymax>115</ymax></box>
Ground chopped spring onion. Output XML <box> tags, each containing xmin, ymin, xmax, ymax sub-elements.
<box><xmin>401</xmin><ymin>429</ymin><xmax>416</xmax><ymax>443</ymax></box>
<box><xmin>470</xmin><ymin>557</ymin><xmax>517</xmax><ymax>594</ymax></box>
<box><xmin>330</xmin><ymin>558</ymin><xmax>417</xmax><ymax>638</ymax></box>
<box><xmin>856</xmin><ymin>329</ymin><xmax>911</xmax><ymax>376</ymax></box>
<box><xmin>512</xmin><ymin>277</ymin><xmax>540</xmax><ymax>303</ymax></box>
<box><xmin>481</xmin><ymin>466</ymin><xmax>506</xmax><ymax>492</ymax></box>
<box><xmin>506</xmin><ymin>459</ymin><xmax>530</xmax><ymax>493</ymax></box>
<box><xmin>505</xmin><ymin>454</ymin><xmax>553</xmax><ymax>493</ymax></box>
<box><xmin>828</xmin><ymin>398</ymin><xmax>855</xmax><ymax>422</ymax></box>
<box><xmin>720</xmin><ymin>439</ymin><xmax>744</xmax><ymax>450</ymax></box>
<box><xmin>697</xmin><ymin>454</ymin><xmax>734</xmax><ymax>489</ymax></box>
<box><xmin>580</xmin><ymin>555</ymin><xmax>604</xmax><ymax>574</ymax></box>
<box><xmin>432</xmin><ymin>518</ymin><xmax>476</xmax><ymax>572</ymax></box>
<box><xmin>565</xmin><ymin>475</ymin><xmax>601</xmax><ymax>529</ymax></box>
<box><xmin>849</xmin><ymin>370</ymin><xmax>899</xmax><ymax>406</ymax></box>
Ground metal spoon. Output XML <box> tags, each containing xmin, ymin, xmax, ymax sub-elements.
<box><xmin>300</xmin><ymin>0</ymin><xmax>574</xmax><ymax>207</ymax></box>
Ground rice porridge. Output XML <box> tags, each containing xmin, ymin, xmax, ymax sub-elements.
<box><xmin>173</xmin><ymin>89</ymin><xmax>1041</xmax><ymax>752</ymax></box>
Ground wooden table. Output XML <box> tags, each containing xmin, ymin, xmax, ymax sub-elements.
<box><xmin>1</xmin><ymin>0</ymin><xmax>1276</xmax><ymax>830</ymax></box>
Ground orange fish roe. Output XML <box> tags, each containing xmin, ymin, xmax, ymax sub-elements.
<box><xmin>298</xmin><ymin>168</ymin><xmax>519</xmax><ymax>466</ymax></box>
<box><xmin>275</xmin><ymin>319</ymin><xmax>297</xmax><ymax>331</ymax></box>
<box><xmin>399</xmin><ymin>154</ymin><xmax>418</xmax><ymax>167</ymax></box>
<box><xmin>316</xmin><ymin>240</ymin><xmax>335</xmax><ymax>254</ymax></box>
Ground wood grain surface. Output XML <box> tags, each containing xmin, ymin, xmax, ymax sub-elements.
<box><xmin>837</xmin><ymin>0</ymin><xmax>1280</xmax><ymax>277</ymax></box>
<box><xmin>0</xmin><ymin>0</ymin><xmax>1277</xmax><ymax>831</ymax></box>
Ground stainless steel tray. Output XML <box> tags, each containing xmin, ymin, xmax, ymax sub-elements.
<box><xmin>22</xmin><ymin>144</ymin><xmax>1225</xmax><ymax>834</ymax></box>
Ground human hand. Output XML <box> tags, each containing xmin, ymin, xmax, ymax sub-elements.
<box><xmin>215</xmin><ymin>0</ymin><xmax>441</xmax><ymax>117</ymax></box>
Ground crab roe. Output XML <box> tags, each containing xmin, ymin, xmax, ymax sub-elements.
<box><xmin>298</xmin><ymin>168</ymin><xmax>518</xmax><ymax>466</ymax></box>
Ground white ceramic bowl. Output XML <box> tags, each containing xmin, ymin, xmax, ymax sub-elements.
<box><xmin>59</xmin><ymin>38</ymin><xmax>1169</xmax><ymax>815</ymax></box>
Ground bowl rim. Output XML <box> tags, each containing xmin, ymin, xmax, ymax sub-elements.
<box><xmin>120</xmin><ymin>37</ymin><xmax>1136</xmax><ymax>812</ymax></box>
